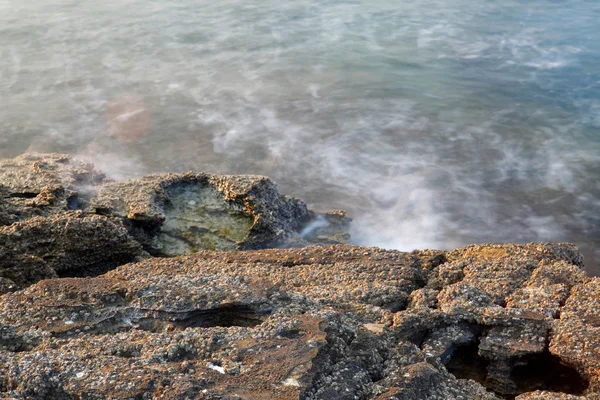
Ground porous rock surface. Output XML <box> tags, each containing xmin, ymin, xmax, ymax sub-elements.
<box><xmin>0</xmin><ymin>212</ymin><xmax>146</xmax><ymax>293</ymax></box>
<box><xmin>0</xmin><ymin>154</ymin><xmax>146</xmax><ymax>293</ymax></box>
<box><xmin>1</xmin><ymin>243</ymin><xmax>599</xmax><ymax>399</ymax></box>
<box><xmin>0</xmin><ymin>154</ymin><xmax>349</xmax><ymax>292</ymax></box>
<box><xmin>0</xmin><ymin>153</ymin><xmax>106</xmax><ymax>224</ymax></box>
<box><xmin>89</xmin><ymin>172</ymin><xmax>349</xmax><ymax>255</ymax></box>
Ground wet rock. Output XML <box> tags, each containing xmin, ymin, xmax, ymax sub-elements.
<box><xmin>90</xmin><ymin>172</ymin><xmax>348</xmax><ymax>255</ymax></box>
<box><xmin>0</xmin><ymin>154</ymin><xmax>147</xmax><ymax>292</ymax></box>
<box><xmin>0</xmin><ymin>153</ymin><xmax>105</xmax><ymax>223</ymax></box>
<box><xmin>0</xmin><ymin>212</ymin><xmax>146</xmax><ymax>293</ymax></box>
<box><xmin>299</xmin><ymin>210</ymin><xmax>352</xmax><ymax>245</ymax></box>
<box><xmin>0</xmin><ymin>153</ymin><xmax>352</xmax><ymax>293</ymax></box>
<box><xmin>1</xmin><ymin>153</ymin><xmax>350</xmax><ymax>259</ymax></box>
<box><xmin>0</xmin><ymin>154</ymin><xmax>597</xmax><ymax>400</ymax></box>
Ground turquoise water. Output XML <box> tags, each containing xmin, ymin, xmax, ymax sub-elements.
<box><xmin>1</xmin><ymin>0</ymin><xmax>599</xmax><ymax>272</ymax></box>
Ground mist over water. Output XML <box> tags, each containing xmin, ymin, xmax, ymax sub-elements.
<box><xmin>1</xmin><ymin>0</ymin><xmax>599</xmax><ymax>272</ymax></box>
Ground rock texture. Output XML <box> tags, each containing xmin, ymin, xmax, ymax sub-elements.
<box><xmin>1</xmin><ymin>243</ymin><xmax>599</xmax><ymax>399</ymax></box>
<box><xmin>89</xmin><ymin>172</ymin><xmax>349</xmax><ymax>256</ymax></box>
<box><xmin>0</xmin><ymin>212</ymin><xmax>146</xmax><ymax>293</ymax></box>
<box><xmin>0</xmin><ymin>154</ymin><xmax>349</xmax><ymax>293</ymax></box>
<box><xmin>1</xmin><ymin>153</ymin><xmax>598</xmax><ymax>399</ymax></box>
<box><xmin>0</xmin><ymin>153</ymin><xmax>105</xmax><ymax>224</ymax></box>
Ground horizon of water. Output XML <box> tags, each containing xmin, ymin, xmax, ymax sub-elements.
<box><xmin>1</xmin><ymin>0</ymin><xmax>599</xmax><ymax>273</ymax></box>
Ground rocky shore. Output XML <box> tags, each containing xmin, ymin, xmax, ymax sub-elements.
<box><xmin>1</xmin><ymin>154</ymin><xmax>599</xmax><ymax>399</ymax></box>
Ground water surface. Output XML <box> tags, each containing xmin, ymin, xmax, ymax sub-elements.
<box><xmin>1</xmin><ymin>0</ymin><xmax>599</xmax><ymax>272</ymax></box>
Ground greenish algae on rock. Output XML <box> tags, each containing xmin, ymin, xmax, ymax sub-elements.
<box><xmin>90</xmin><ymin>171</ymin><xmax>350</xmax><ymax>256</ymax></box>
<box><xmin>154</xmin><ymin>182</ymin><xmax>255</xmax><ymax>255</ymax></box>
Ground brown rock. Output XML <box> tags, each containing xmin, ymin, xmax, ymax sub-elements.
<box><xmin>0</xmin><ymin>153</ymin><xmax>106</xmax><ymax>223</ymax></box>
<box><xmin>90</xmin><ymin>172</ymin><xmax>350</xmax><ymax>255</ymax></box>
<box><xmin>550</xmin><ymin>278</ymin><xmax>600</xmax><ymax>393</ymax></box>
<box><xmin>0</xmin><ymin>212</ymin><xmax>146</xmax><ymax>293</ymax></box>
<box><xmin>0</xmin><ymin>154</ymin><xmax>597</xmax><ymax>400</ymax></box>
<box><xmin>1</xmin><ymin>243</ymin><xmax>595</xmax><ymax>399</ymax></box>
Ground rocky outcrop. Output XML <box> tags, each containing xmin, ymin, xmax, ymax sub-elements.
<box><xmin>0</xmin><ymin>153</ymin><xmax>106</xmax><ymax>224</ymax></box>
<box><xmin>89</xmin><ymin>172</ymin><xmax>349</xmax><ymax>256</ymax></box>
<box><xmin>1</xmin><ymin>243</ymin><xmax>598</xmax><ymax>399</ymax></box>
<box><xmin>0</xmin><ymin>154</ymin><xmax>350</xmax><ymax>292</ymax></box>
<box><xmin>0</xmin><ymin>212</ymin><xmax>146</xmax><ymax>293</ymax></box>
<box><xmin>0</xmin><ymin>154</ymin><xmax>147</xmax><ymax>293</ymax></box>
<box><xmin>1</xmin><ymin>153</ymin><xmax>598</xmax><ymax>399</ymax></box>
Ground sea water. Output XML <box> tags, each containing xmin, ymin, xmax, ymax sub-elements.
<box><xmin>1</xmin><ymin>0</ymin><xmax>599</xmax><ymax>272</ymax></box>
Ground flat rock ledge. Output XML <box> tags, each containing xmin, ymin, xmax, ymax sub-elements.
<box><xmin>1</xmin><ymin>242</ymin><xmax>599</xmax><ymax>400</ymax></box>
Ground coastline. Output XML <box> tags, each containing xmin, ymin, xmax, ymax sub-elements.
<box><xmin>1</xmin><ymin>153</ymin><xmax>598</xmax><ymax>399</ymax></box>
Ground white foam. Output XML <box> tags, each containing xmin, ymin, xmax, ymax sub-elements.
<box><xmin>2</xmin><ymin>0</ymin><xmax>599</xmax><ymax>270</ymax></box>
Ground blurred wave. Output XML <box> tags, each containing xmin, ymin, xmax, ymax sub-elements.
<box><xmin>1</xmin><ymin>0</ymin><xmax>599</xmax><ymax>272</ymax></box>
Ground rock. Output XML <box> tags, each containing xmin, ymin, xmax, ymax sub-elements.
<box><xmin>550</xmin><ymin>278</ymin><xmax>600</xmax><ymax>393</ymax></box>
<box><xmin>516</xmin><ymin>392</ymin><xmax>590</xmax><ymax>399</ymax></box>
<box><xmin>0</xmin><ymin>186</ymin><xmax>17</xmax><ymax>226</ymax></box>
<box><xmin>0</xmin><ymin>153</ymin><xmax>351</xmax><ymax>292</ymax></box>
<box><xmin>0</xmin><ymin>154</ymin><xmax>350</xmax><ymax>256</ymax></box>
<box><xmin>1</xmin><ymin>243</ymin><xmax>597</xmax><ymax>399</ymax></box>
<box><xmin>0</xmin><ymin>153</ymin><xmax>106</xmax><ymax>223</ymax></box>
<box><xmin>506</xmin><ymin>261</ymin><xmax>586</xmax><ymax>318</ymax></box>
<box><xmin>0</xmin><ymin>212</ymin><xmax>146</xmax><ymax>293</ymax></box>
<box><xmin>299</xmin><ymin>210</ymin><xmax>352</xmax><ymax>245</ymax></box>
<box><xmin>364</xmin><ymin>323</ymin><xmax>387</xmax><ymax>334</ymax></box>
<box><xmin>394</xmin><ymin>243</ymin><xmax>592</xmax><ymax>398</ymax></box>
<box><xmin>0</xmin><ymin>154</ymin><xmax>147</xmax><ymax>292</ymax></box>
<box><xmin>0</xmin><ymin>245</ymin><xmax>415</xmax><ymax>399</ymax></box>
<box><xmin>89</xmin><ymin>172</ymin><xmax>350</xmax><ymax>255</ymax></box>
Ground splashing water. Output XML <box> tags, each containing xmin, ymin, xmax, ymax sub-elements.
<box><xmin>1</xmin><ymin>0</ymin><xmax>599</xmax><ymax>272</ymax></box>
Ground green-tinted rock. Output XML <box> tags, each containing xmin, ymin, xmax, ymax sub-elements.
<box><xmin>90</xmin><ymin>172</ymin><xmax>346</xmax><ymax>255</ymax></box>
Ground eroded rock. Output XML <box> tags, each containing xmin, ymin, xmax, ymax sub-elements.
<box><xmin>550</xmin><ymin>278</ymin><xmax>600</xmax><ymax>393</ymax></box>
<box><xmin>1</xmin><ymin>243</ymin><xmax>597</xmax><ymax>399</ymax></box>
<box><xmin>0</xmin><ymin>154</ymin><xmax>597</xmax><ymax>399</ymax></box>
<box><xmin>0</xmin><ymin>154</ymin><xmax>351</xmax><ymax>291</ymax></box>
<box><xmin>394</xmin><ymin>243</ymin><xmax>592</xmax><ymax>399</ymax></box>
<box><xmin>0</xmin><ymin>153</ymin><xmax>105</xmax><ymax>223</ymax></box>
<box><xmin>0</xmin><ymin>212</ymin><xmax>146</xmax><ymax>293</ymax></box>
<box><xmin>90</xmin><ymin>172</ymin><xmax>350</xmax><ymax>255</ymax></box>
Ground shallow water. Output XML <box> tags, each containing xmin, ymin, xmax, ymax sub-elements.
<box><xmin>1</xmin><ymin>0</ymin><xmax>599</xmax><ymax>272</ymax></box>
